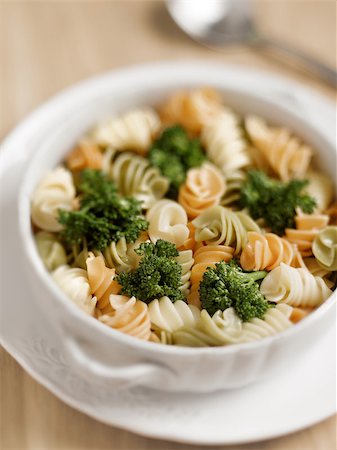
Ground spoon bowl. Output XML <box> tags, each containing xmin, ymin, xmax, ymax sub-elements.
<box><xmin>167</xmin><ymin>0</ymin><xmax>337</xmax><ymax>87</ymax></box>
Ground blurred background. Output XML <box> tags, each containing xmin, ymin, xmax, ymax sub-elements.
<box><xmin>0</xmin><ymin>1</ymin><xmax>336</xmax><ymax>449</ymax></box>
<box><xmin>0</xmin><ymin>0</ymin><xmax>336</xmax><ymax>141</ymax></box>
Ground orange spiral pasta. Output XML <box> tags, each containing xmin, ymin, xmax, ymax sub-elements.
<box><xmin>159</xmin><ymin>87</ymin><xmax>223</xmax><ymax>135</ymax></box>
<box><xmin>289</xmin><ymin>307</ymin><xmax>312</xmax><ymax>323</ymax></box>
<box><xmin>325</xmin><ymin>202</ymin><xmax>337</xmax><ymax>225</ymax></box>
<box><xmin>187</xmin><ymin>245</ymin><xmax>234</xmax><ymax>309</ymax></box>
<box><xmin>240</xmin><ymin>231</ymin><xmax>296</xmax><ymax>271</ymax></box>
<box><xmin>66</xmin><ymin>141</ymin><xmax>103</xmax><ymax>172</ymax></box>
<box><xmin>86</xmin><ymin>252</ymin><xmax>121</xmax><ymax>313</ymax></box>
<box><xmin>178</xmin><ymin>163</ymin><xmax>225</xmax><ymax>219</ymax></box>
<box><xmin>98</xmin><ymin>295</ymin><xmax>152</xmax><ymax>340</ymax></box>
<box><xmin>245</xmin><ymin>116</ymin><xmax>312</xmax><ymax>181</ymax></box>
<box><xmin>285</xmin><ymin>212</ymin><xmax>329</xmax><ymax>257</ymax></box>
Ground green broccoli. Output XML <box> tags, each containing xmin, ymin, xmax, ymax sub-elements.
<box><xmin>199</xmin><ymin>260</ymin><xmax>270</xmax><ymax>321</ymax></box>
<box><xmin>117</xmin><ymin>240</ymin><xmax>184</xmax><ymax>303</ymax></box>
<box><xmin>149</xmin><ymin>125</ymin><xmax>206</xmax><ymax>198</ymax></box>
<box><xmin>58</xmin><ymin>169</ymin><xmax>148</xmax><ymax>251</ymax></box>
<box><xmin>239</xmin><ymin>170</ymin><xmax>316</xmax><ymax>235</ymax></box>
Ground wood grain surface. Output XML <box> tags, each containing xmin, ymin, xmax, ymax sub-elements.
<box><xmin>0</xmin><ymin>1</ymin><xmax>336</xmax><ymax>449</ymax></box>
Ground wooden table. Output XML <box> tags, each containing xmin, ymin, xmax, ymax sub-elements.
<box><xmin>0</xmin><ymin>1</ymin><xmax>336</xmax><ymax>449</ymax></box>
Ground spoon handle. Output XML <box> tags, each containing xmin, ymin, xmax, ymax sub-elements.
<box><xmin>261</xmin><ymin>37</ymin><xmax>336</xmax><ymax>88</ymax></box>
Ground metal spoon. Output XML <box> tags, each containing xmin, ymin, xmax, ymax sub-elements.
<box><xmin>166</xmin><ymin>0</ymin><xmax>337</xmax><ymax>88</ymax></box>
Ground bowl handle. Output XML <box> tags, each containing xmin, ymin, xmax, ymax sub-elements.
<box><xmin>63</xmin><ymin>335</ymin><xmax>174</xmax><ymax>389</ymax></box>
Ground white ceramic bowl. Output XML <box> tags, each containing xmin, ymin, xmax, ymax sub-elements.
<box><xmin>18</xmin><ymin>61</ymin><xmax>336</xmax><ymax>393</ymax></box>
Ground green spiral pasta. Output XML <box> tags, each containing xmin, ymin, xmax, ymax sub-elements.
<box><xmin>35</xmin><ymin>231</ymin><xmax>67</xmax><ymax>271</ymax></box>
<box><xmin>148</xmin><ymin>296</ymin><xmax>200</xmax><ymax>333</ymax></box>
<box><xmin>175</xmin><ymin>249</ymin><xmax>194</xmax><ymax>296</ymax></box>
<box><xmin>192</xmin><ymin>205</ymin><xmax>260</xmax><ymax>254</ymax></box>
<box><xmin>72</xmin><ymin>234</ymin><xmax>148</xmax><ymax>274</ymax></box>
<box><xmin>312</xmin><ymin>226</ymin><xmax>337</xmax><ymax>271</ymax></box>
<box><xmin>173</xmin><ymin>304</ymin><xmax>293</xmax><ymax>347</ymax></box>
<box><xmin>102</xmin><ymin>148</ymin><xmax>169</xmax><ymax>209</ymax></box>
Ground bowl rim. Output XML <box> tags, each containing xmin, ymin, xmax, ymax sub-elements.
<box><xmin>17</xmin><ymin>59</ymin><xmax>337</xmax><ymax>356</ymax></box>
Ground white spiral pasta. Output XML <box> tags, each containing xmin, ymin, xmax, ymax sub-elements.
<box><xmin>148</xmin><ymin>296</ymin><xmax>200</xmax><ymax>333</ymax></box>
<box><xmin>91</xmin><ymin>108</ymin><xmax>161</xmax><ymax>155</ymax></box>
<box><xmin>245</xmin><ymin>115</ymin><xmax>312</xmax><ymax>181</ymax></box>
<box><xmin>202</xmin><ymin>110</ymin><xmax>251</xmax><ymax>206</ymax></box>
<box><xmin>103</xmin><ymin>233</ymin><xmax>148</xmax><ymax>273</ymax></box>
<box><xmin>175</xmin><ymin>249</ymin><xmax>194</xmax><ymax>295</ymax></box>
<box><xmin>192</xmin><ymin>205</ymin><xmax>260</xmax><ymax>254</ymax></box>
<box><xmin>31</xmin><ymin>167</ymin><xmax>76</xmax><ymax>232</ymax></box>
<box><xmin>150</xmin><ymin>329</ymin><xmax>174</xmax><ymax>345</ymax></box>
<box><xmin>146</xmin><ymin>199</ymin><xmax>189</xmax><ymax>247</ymax></box>
<box><xmin>202</xmin><ymin>110</ymin><xmax>251</xmax><ymax>175</ymax></box>
<box><xmin>102</xmin><ymin>148</ymin><xmax>169</xmax><ymax>209</ymax></box>
<box><xmin>260</xmin><ymin>263</ymin><xmax>332</xmax><ymax>307</ymax></box>
<box><xmin>52</xmin><ymin>265</ymin><xmax>96</xmax><ymax>315</ymax></box>
<box><xmin>35</xmin><ymin>231</ymin><xmax>67</xmax><ymax>271</ymax></box>
<box><xmin>305</xmin><ymin>170</ymin><xmax>334</xmax><ymax>213</ymax></box>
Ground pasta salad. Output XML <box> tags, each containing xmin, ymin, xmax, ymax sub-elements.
<box><xmin>31</xmin><ymin>87</ymin><xmax>336</xmax><ymax>347</ymax></box>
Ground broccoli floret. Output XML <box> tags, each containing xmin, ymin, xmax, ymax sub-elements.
<box><xmin>199</xmin><ymin>260</ymin><xmax>269</xmax><ymax>321</ymax></box>
<box><xmin>149</xmin><ymin>125</ymin><xmax>206</xmax><ymax>198</ymax></box>
<box><xmin>58</xmin><ymin>169</ymin><xmax>148</xmax><ymax>251</ymax></box>
<box><xmin>240</xmin><ymin>170</ymin><xmax>316</xmax><ymax>235</ymax></box>
<box><xmin>117</xmin><ymin>240</ymin><xmax>184</xmax><ymax>303</ymax></box>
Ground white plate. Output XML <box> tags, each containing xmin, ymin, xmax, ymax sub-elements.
<box><xmin>0</xmin><ymin>62</ymin><xmax>336</xmax><ymax>445</ymax></box>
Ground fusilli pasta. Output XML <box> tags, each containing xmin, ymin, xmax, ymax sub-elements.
<box><xmin>103</xmin><ymin>232</ymin><xmax>149</xmax><ymax>273</ymax></box>
<box><xmin>31</xmin><ymin>167</ymin><xmax>76</xmax><ymax>232</ymax></box>
<box><xmin>202</xmin><ymin>110</ymin><xmax>250</xmax><ymax>176</ymax></box>
<box><xmin>159</xmin><ymin>87</ymin><xmax>223</xmax><ymax>135</ymax></box>
<box><xmin>102</xmin><ymin>148</ymin><xmax>169</xmax><ymax>209</ymax></box>
<box><xmin>289</xmin><ymin>307</ymin><xmax>311</xmax><ymax>323</ymax></box>
<box><xmin>86</xmin><ymin>252</ymin><xmax>120</xmax><ymax>313</ymax></box>
<box><xmin>148</xmin><ymin>296</ymin><xmax>200</xmax><ymax>333</ymax></box>
<box><xmin>99</xmin><ymin>295</ymin><xmax>152</xmax><ymax>340</ymax></box>
<box><xmin>240</xmin><ymin>304</ymin><xmax>293</xmax><ymax>342</ymax></box>
<box><xmin>52</xmin><ymin>265</ymin><xmax>96</xmax><ymax>315</ymax></box>
<box><xmin>173</xmin><ymin>304</ymin><xmax>293</xmax><ymax>347</ymax></box>
<box><xmin>245</xmin><ymin>115</ymin><xmax>312</xmax><ymax>181</ymax></box>
<box><xmin>35</xmin><ymin>231</ymin><xmax>67</xmax><ymax>271</ymax></box>
<box><xmin>187</xmin><ymin>244</ymin><xmax>234</xmax><ymax>308</ymax></box>
<box><xmin>175</xmin><ymin>249</ymin><xmax>194</xmax><ymax>296</ymax></box>
<box><xmin>305</xmin><ymin>170</ymin><xmax>334</xmax><ymax>213</ymax></box>
<box><xmin>260</xmin><ymin>263</ymin><xmax>332</xmax><ymax>307</ymax></box>
<box><xmin>192</xmin><ymin>206</ymin><xmax>260</xmax><ymax>254</ymax></box>
<box><xmin>285</xmin><ymin>212</ymin><xmax>329</xmax><ymax>256</ymax></box>
<box><xmin>178</xmin><ymin>163</ymin><xmax>225</xmax><ymax>219</ymax></box>
<box><xmin>91</xmin><ymin>108</ymin><xmax>160</xmax><ymax>155</ymax></box>
<box><xmin>147</xmin><ymin>199</ymin><xmax>189</xmax><ymax>247</ymax></box>
<box><xmin>66</xmin><ymin>141</ymin><xmax>103</xmax><ymax>172</ymax></box>
<box><xmin>240</xmin><ymin>231</ymin><xmax>296</xmax><ymax>271</ymax></box>
<box><xmin>202</xmin><ymin>110</ymin><xmax>250</xmax><ymax>205</ymax></box>
<box><xmin>325</xmin><ymin>202</ymin><xmax>337</xmax><ymax>225</ymax></box>
<box><xmin>312</xmin><ymin>226</ymin><xmax>337</xmax><ymax>271</ymax></box>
